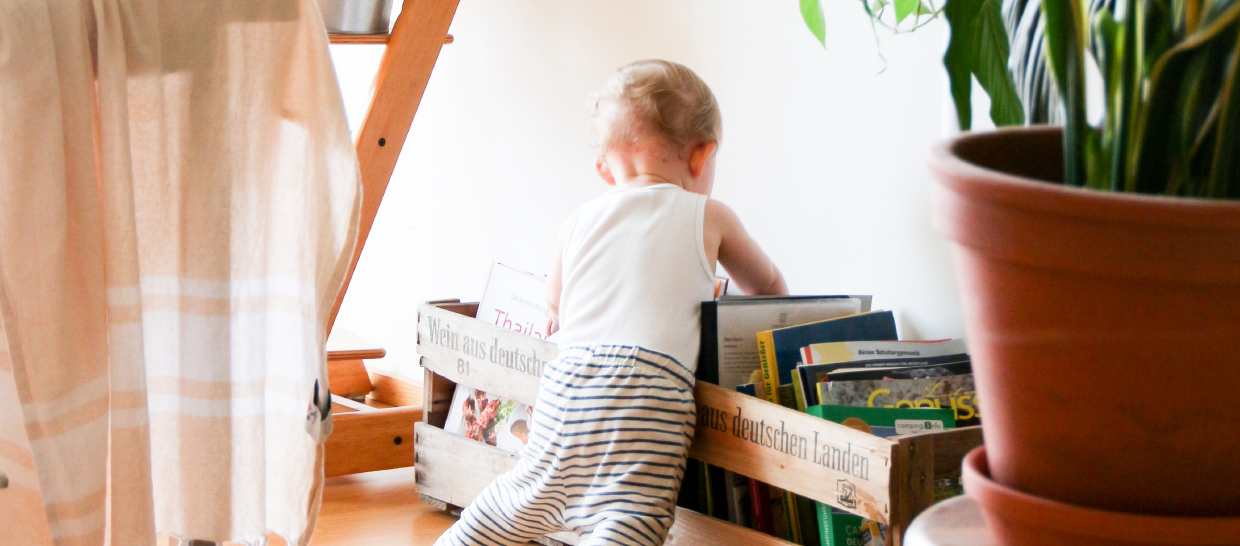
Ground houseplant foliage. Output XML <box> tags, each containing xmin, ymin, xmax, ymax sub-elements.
<box><xmin>801</xmin><ymin>0</ymin><xmax>1240</xmax><ymax>540</ymax></box>
<box><xmin>800</xmin><ymin>0</ymin><xmax>1240</xmax><ymax>198</ymax></box>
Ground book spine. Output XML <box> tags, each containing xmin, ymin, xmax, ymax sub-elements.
<box><xmin>749</xmin><ymin>478</ymin><xmax>774</xmax><ymax>534</ymax></box>
<box><xmin>790</xmin><ymin>368</ymin><xmax>808</xmax><ymax>412</ymax></box>
<box><xmin>784</xmin><ymin>489</ymin><xmax>801</xmax><ymax>544</ymax></box>
<box><xmin>757</xmin><ymin>330</ymin><xmax>780</xmax><ymax>405</ymax></box>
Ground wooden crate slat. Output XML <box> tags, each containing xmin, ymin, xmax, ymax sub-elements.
<box><xmin>414</xmin><ymin>424</ymin><xmax>795</xmax><ymax>546</ymax></box>
<box><xmin>890</xmin><ymin>433</ymin><xmax>936</xmax><ymax>546</ymax></box>
<box><xmin>326</xmin><ymin>405</ymin><xmax>421</xmax><ymax>477</ymax></box>
<box><xmin>928</xmin><ymin>426</ymin><xmax>983</xmax><ymax>479</ymax></box>
<box><xmin>666</xmin><ymin>507</ymin><xmax>796</xmax><ymax>546</ymax></box>
<box><xmin>690</xmin><ymin>382</ymin><xmax>895</xmax><ymax>523</ymax></box>
<box><xmin>417</xmin><ymin>303</ymin><xmax>557</xmax><ymax>406</ymax></box>
<box><xmin>414</xmin><ymin>422</ymin><xmax>528</xmax><ymax>508</ymax></box>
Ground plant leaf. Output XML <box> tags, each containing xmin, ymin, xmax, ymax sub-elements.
<box><xmin>1207</xmin><ymin>32</ymin><xmax>1240</xmax><ymax>198</ymax></box>
<box><xmin>943</xmin><ymin>0</ymin><xmax>1025</xmax><ymax>130</ymax></box>
<box><xmin>944</xmin><ymin>0</ymin><xmax>978</xmax><ymax>129</ymax></box>
<box><xmin>895</xmin><ymin>0</ymin><xmax>920</xmax><ymax>23</ymax></box>
<box><xmin>973</xmin><ymin>0</ymin><xmax>1027</xmax><ymax>126</ymax></box>
<box><xmin>800</xmin><ymin>0</ymin><xmax>827</xmax><ymax>48</ymax></box>
<box><xmin>1043</xmin><ymin>0</ymin><xmax>1089</xmax><ymax>186</ymax></box>
<box><xmin>1133</xmin><ymin>0</ymin><xmax>1240</xmax><ymax>194</ymax></box>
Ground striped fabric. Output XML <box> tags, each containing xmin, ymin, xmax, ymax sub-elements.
<box><xmin>0</xmin><ymin>1</ymin><xmax>359</xmax><ymax>545</ymax></box>
<box><xmin>436</xmin><ymin>344</ymin><xmax>697</xmax><ymax>546</ymax></box>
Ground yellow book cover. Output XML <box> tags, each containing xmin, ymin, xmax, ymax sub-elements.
<box><xmin>757</xmin><ymin>330</ymin><xmax>779</xmax><ymax>404</ymax></box>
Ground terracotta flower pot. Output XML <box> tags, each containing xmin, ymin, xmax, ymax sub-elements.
<box><xmin>929</xmin><ymin>126</ymin><xmax>1240</xmax><ymax>517</ymax></box>
<box><xmin>962</xmin><ymin>446</ymin><xmax>1240</xmax><ymax>546</ymax></box>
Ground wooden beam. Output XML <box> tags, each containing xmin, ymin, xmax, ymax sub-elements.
<box><xmin>331</xmin><ymin>393</ymin><xmax>374</xmax><ymax>413</ymax></box>
<box><xmin>327</xmin><ymin>358</ymin><xmax>374</xmax><ymax>398</ymax></box>
<box><xmin>326</xmin><ymin>328</ymin><xmax>387</xmax><ymax>361</ymax></box>
<box><xmin>326</xmin><ymin>405</ymin><xmax>422</xmax><ymax>477</ymax></box>
<box><xmin>329</xmin><ymin>33</ymin><xmax>454</xmax><ymax>45</ymax></box>
<box><xmin>368</xmin><ymin>369</ymin><xmax>423</xmax><ymax>407</ymax></box>
<box><xmin>327</xmin><ymin>0</ymin><xmax>462</xmax><ymax>332</ymax></box>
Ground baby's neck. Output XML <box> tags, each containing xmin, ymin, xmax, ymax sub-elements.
<box><xmin>604</xmin><ymin>148</ymin><xmax>692</xmax><ymax>191</ymax></box>
<box><xmin>614</xmin><ymin>174</ymin><xmax>685</xmax><ymax>190</ymax></box>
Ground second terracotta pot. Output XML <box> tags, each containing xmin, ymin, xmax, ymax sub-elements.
<box><xmin>929</xmin><ymin>127</ymin><xmax>1240</xmax><ymax>517</ymax></box>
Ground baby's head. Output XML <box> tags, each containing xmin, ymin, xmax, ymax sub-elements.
<box><xmin>589</xmin><ymin>60</ymin><xmax>722</xmax><ymax>193</ymax></box>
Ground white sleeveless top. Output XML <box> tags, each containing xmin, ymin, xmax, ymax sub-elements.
<box><xmin>556</xmin><ymin>183</ymin><xmax>717</xmax><ymax>370</ymax></box>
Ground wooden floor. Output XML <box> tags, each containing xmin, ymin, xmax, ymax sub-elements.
<box><xmin>311</xmin><ymin>467</ymin><xmax>457</xmax><ymax>546</ymax></box>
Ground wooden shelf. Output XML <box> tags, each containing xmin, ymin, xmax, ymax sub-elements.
<box><xmin>329</xmin><ymin>33</ymin><xmax>454</xmax><ymax>45</ymax></box>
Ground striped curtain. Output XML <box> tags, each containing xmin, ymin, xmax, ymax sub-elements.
<box><xmin>0</xmin><ymin>1</ymin><xmax>360</xmax><ymax>545</ymax></box>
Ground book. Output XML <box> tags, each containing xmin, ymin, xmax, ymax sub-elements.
<box><xmin>733</xmin><ymin>376</ymin><xmax>788</xmax><ymax>540</ymax></box>
<box><xmin>796</xmin><ymin>354</ymin><xmax>971</xmax><ymax>406</ymax></box>
<box><xmin>806</xmin><ymin>405</ymin><xmax>956</xmax><ymax>546</ymax></box>
<box><xmin>824</xmin><ymin>358</ymin><xmax>972</xmax><ymax>382</ymax></box>
<box><xmin>774</xmin><ymin>383</ymin><xmax>819</xmax><ymax>545</ymax></box>
<box><xmin>757</xmin><ymin>311</ymin><xmax>898</xmax><ymax>405</ymax></box>
<box><xmin>442</xmin><ymin>386</ymin><xmax>533</xmax><ymax>455</ymax></box>
<box><xmin>442</xmin><ymin>263</ymin><xmax>543</xmax><ymax>453</ymax></box>
<box><xmin>805</xmin><ymin>405</ymin><xmax>956</xmax><ymax>438</ymax></box>
<box><xmin>801</xmin><ymin>339</ymin><xmax>967</xmax><ymax>366</ymax></box>
<box><xmin>697</xmin><ymin>296</ymin><xmax>871</xmax><ymax>389</ymax></box>
<box><xmin>476</xmin><ymin>262</ymin><xmax>552</xmax><ymax>341</ymax></box>
<box><xmin>818</xmin><ymin>374</ymin><xmax>980</xmax><ymax>427</ymax></box>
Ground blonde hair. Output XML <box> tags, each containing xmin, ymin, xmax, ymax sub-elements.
<box><xmin>588</xmin><ymin>60</ymin><xmax>722</xmax><ymax>158</ymax></box>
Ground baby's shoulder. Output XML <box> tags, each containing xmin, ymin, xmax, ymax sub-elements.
<box><xmin>703</xmin><ymin>197</ymin><xmax>740</xmax><ymax>229</ymax></box>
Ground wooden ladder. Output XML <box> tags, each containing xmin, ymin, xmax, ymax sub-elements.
<box><xmin>327</xmin><ymin>0</ymin><xmax>461</xmax><ymax>333</ymax></box>
<box><xmin>321</xmin><ymin>0</ymin><xmax>460</xmax><ymax>478</ymax></box>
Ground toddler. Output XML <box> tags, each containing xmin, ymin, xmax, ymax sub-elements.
<box><xmin>436</xmin><ymin>60</ymin><xmax>787</xmax><ymax>546</ymax></box>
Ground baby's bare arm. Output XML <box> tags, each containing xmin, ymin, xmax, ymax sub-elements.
<box><xmin>705</xmin><ymin>199</ymin><xmax>788</xmax><ymax>296</ymax></box>
<box><xmin>544</xmin><ymin>217</ymin><xmax>572</xmax><ymax>337</ymax></box>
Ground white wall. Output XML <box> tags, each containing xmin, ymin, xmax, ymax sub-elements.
<box><xmin>330</xmin><ymin>1</ymin><xmax>966</xmax><ymax>375</ymax></box>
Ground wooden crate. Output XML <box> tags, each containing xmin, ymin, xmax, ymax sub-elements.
<box><xmin>415</xmin><ymin>300</ymin><xmax>984</xmax><ymax>546</ymax></box>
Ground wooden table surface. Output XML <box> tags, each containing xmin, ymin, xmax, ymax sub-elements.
<box><xmin>312</xmin><ymin>467</ymin><xmax>456</xmax><ymax>546</ymax></box>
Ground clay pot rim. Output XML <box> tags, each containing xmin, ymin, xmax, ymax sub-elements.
<box><xmin>927</xmin><ymin>126</ymin><xmax>1240</xmax><ymax>230</ymax></box>
<box><xmin>962</xmin><ymin>446</ymin><xmax>1240</xmax><ymax>543</ymax></box>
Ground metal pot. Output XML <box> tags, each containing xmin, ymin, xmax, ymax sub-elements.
<box><xmin>316</xmin><ymin>0</ymin><xmax>395</xmax><ymax>34</ymax></box>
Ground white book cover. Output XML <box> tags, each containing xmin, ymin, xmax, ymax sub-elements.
<box><xmin>801</xmin><ymin>339</ymin><xmax>968</xmax><ymax>366</ymax></box>
<box><xmin>440</xmin><ymin>263</ymin><xmax>548</xmax><ymax>454</ymax></box>
<box><xmin>712</xmin><ymin>296</ymin><xmax>868</xmax><ymax>390</ymax></box>
<box><xmin>476</xmin><ymin>262</ymin><xmax>552</xmax><ymax>341</ymax></box>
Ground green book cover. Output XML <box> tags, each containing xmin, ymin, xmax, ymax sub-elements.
<box><xmin>807</xmin><ymin>405</ymin><xmax>956</xmax><ymax>546</ymax></box>
<box><xmin>817</xmin><ymin>374</ymin><xmax>980</xmax><ymax>427</ymax></box>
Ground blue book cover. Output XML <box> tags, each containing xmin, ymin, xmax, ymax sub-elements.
<box><xmin>761</xmin><ymin>311</ymin><xmax>898</xmax><ymax>402</ymax></box>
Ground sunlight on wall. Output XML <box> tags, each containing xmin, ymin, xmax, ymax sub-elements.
<box><xmin>330</xmin><ymin>1</ymin><xmax>965</xmax><ymax>374</ymax></box>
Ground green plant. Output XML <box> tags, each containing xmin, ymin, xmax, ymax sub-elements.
<box><xmin>799</xmin><ymin>0</ymin><xmax>1240</xmax><ymax>198</ymax></box>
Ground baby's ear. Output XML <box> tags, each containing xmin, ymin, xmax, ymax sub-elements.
<box><xmin>689</xmin><ymin>141</ymin><xmax>718</xmax><ymax>178</ymax></box>
<box><xmin>596</xmin><ymin>157</ymin><xmax>617</xmax><ymax>186</ymax></box>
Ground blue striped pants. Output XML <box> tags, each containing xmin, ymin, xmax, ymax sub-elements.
<box><xmin>435</xmin><ymin>344</ymin><xmax>697</xmax><ymax>546</ymax></box>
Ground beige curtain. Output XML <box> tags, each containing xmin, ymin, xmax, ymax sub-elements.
<box><xmin>0</xmin><ymin>1</ymin><xmax>360</xmax><ymax>545</ymax></box>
